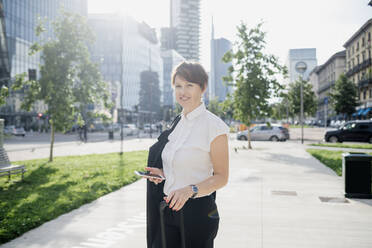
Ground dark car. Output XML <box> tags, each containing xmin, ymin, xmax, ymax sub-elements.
<box><xmin>324</xmin><ymin>120</ymin><xmax>372</xmax><ymax>143</ymax></box>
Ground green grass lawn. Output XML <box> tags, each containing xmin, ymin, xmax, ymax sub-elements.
<box><xmin>309</xmin><ymin>143</ymin><xmax>372</xmax><ymax>149</ymax></box>
<box><xmin>289</xmin><ymin>124</ymin><xmax>312</xmax><ymax>128</ymax></box>
<box><xmin>0</xmin><ymin>151</ymin><xmax>148</xmax><ymax>244</ymax></box>
<box><xmin>307</xmin><ymin>149</ymin><xmax>372</xmax><ymax>176</ymax></box>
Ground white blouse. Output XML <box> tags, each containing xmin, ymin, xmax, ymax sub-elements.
<box><xmin>161</xmin><ymin>102</ymin><xmax>229</xmax><ymax>196</ymax></box>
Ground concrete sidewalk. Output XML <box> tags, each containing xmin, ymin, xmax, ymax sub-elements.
<box><xmin>2</xmin><ymin>141</ymin><xmax>372</xmax><ymax>248</ymax></box>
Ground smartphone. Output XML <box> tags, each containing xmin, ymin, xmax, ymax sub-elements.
<box><xmin>134</xmin><ymin>170</ymin><xmax>165</xmax><ymax>180</ymax></box>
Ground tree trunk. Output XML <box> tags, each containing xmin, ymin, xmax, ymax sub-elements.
<box><xmin>49</xmin><ymin>120</ymin><xmax>55</xmax><ymax>162</ymax></box>
<box><xmin>247</xmin><ymin>126</ymin><xmax>252</xmax><ymax>149</ymax></box>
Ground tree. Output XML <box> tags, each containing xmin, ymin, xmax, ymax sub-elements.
<box><xmin>222</xmin><ymin>22</ymin><xmax>287</xmax><ymax>149</ymax></box>
<box><xmin>73</xmin><ymin>58</ymin><xmax>112</xmax><ymax>135</ymax></box>
<box><xmin>287</xmin><ymin>78</ymin><xmax>317</xmax><ymax>120</ymax></box>
<box><xmin>0</xmin><ymin>86</ymin><xmax>8</xmax><ymax>106</ymax></box>
<box><xmin>12</xmin><ymin>12</ymin><xmax>111</xmax><ymax>162</ymax></box>
<box><xmin>207</xmin><ymin>97</ymin><xmax>223</xmax><ymax>117</ymax></box>
<box><xmin>329</xmin><ymin>74</ymin><xmax>358</xmax><ymax>119</ymax></box>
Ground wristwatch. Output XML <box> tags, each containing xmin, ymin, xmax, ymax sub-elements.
<box><xmin>190</xmin><ymin>184</ymin><xmax>198</xmax><ymax>199</ymax></box>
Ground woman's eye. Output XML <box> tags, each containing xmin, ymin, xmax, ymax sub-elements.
<box><xmin>175</xmin><ymin>85</ymin><xmax>181</xmax><ymax>88</ymax></box>
<box><xmin>187</xmin><ymin>84</ymin><xmax>193</xmax><ymax>87</ymax></box>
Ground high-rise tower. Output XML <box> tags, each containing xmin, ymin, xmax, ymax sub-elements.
<box><xmin>170</xmin><ymin>0</ymin><xmax>200</xmax><ymax>61</ymax></box>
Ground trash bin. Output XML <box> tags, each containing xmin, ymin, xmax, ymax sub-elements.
<box><xmin>342</xmin><ymin>152</ymin><xmax>372</xmax><ymax>199</ymax></box>
<box><xmin>108</xmin><ymin>131</ymin><xmax>114</xmax><ymax>140</ymax></box>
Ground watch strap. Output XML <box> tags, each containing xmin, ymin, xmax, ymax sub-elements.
<box><xmin>190</xmin><ymin>184</ymin><xmax>198</xmax><ymax>199</ymax></box>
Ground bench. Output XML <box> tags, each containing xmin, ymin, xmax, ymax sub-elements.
<box><xmin>0</xmin><ymin>147</ymin><xmax>26</xmax><ymax>181</ymax></box>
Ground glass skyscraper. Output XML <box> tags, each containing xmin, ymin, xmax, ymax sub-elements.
<box><xmin>88</xmin><ymin>14</ymin><xmax>163</xmax><ymax>122</ymax></box>
<box><xmin>170</xmin><ymin>0</ymin><xmax>200</xmax><ymax>61</ymax></box>
<box><xmin>0</xmin><ymin>0</ymin><xmax>87</xmax><ymax>127</ymax></box>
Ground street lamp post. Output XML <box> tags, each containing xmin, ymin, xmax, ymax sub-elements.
<box><xmin>119</xmin><ymin>17</ymin><xmax>124</xmax><ymax>155</ymax></box>
<box><xmin>295</xmin><ymin>61</ymin><xmax>307</xmax><ymax>144</ymax></box>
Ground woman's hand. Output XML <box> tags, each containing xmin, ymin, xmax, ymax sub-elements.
<box><xmin>144</xmin><ymin>167</ymin><xmax>165</xmax><ymax>185</ymax></box>
<box><xmin>164</xmin><ymin>186</ymin><xmax>193</xmax><ymax>211</ymax></box>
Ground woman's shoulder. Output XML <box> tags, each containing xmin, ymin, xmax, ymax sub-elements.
<box><xmin>204</xmin><ymin>110</ymin><xmax>229</xmax><ymax>130</ymax></box>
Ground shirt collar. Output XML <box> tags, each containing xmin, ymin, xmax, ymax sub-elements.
<box><xmin>182</xmin><ymin>102</ymin><xmax>206</xmax><ymax>121</ymax></box>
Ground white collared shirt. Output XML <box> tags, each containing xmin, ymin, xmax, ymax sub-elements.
<box><xmin>161</xmin><ymin>102</ymin><xmax>229</xmax><ymax>196</ymax></box>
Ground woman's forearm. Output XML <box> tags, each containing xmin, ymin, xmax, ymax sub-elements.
<box><xmin>193</xmin><ymin>172</ymin><xmax>228</xmax><ymax>197</ymax></box>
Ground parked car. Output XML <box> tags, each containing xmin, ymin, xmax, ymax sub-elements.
<box><xmin>236</xmin><ymin>124</ymin><xmax>288</xmax><ymax>141</ymax></box>
<box><xmin>325</xmin><ymin>120</ymin><xmax>372</xmax><ymax>143</ymax></box>
<box><xmin>90</xmin><ymin>123</ymin><xmax>105</xmax><ymax>132</ymax></box>
<box><xmin>123</xmin><ymin>124</ymin><xmax>139</xmax><ymax>136</ymax></box>
<box><xmin>143</xmin><ymin>124</ymin><xmax>157</xmax><ymax>133</ymax></box>
<box><xmin>4</xmin><ymin>125</ymin><xmax>26</xmax><ymax>137</ymax></box>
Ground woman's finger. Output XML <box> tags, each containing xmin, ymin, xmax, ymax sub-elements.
<box><xmin>173</xmin><ymin>198</ymin><xmax>184</xmax><ymax>211</ymax></box>
<box><xmin>169</xmin><ymin>196</ymin><xmax>179</xmax><ymax>209</ymax></box>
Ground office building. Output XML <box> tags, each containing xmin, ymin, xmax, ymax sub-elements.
<box><xmin>170</xmin><ymin>0</ymin><xmax>200</xmax><ymax>61</ymax></box>
<box><xmin>315</xmin><ymin>51</ymin><xmax>346</xmax><ymax>122</ymax></box>
<box><xmin>209</xmin><ymin>20</ymin><xmax>232</xmax><ymax>102</ymax></box>
<box><xmin>0</xmin><ymin>0</ymin><xmax>87</xmax><ymax>127</ymax></box>
<box><xmin>344</xmin><ymin>18</ymin><xmax>372</xmax><ymax>117</ymax></box>
<box><xmin>88</xmin><ymin>14</ymin><xmax>163</xmax><ymax>122</ymax></box>
<box><xmin>286</xmin><ymin>48</ymin><xmax>317</xmax><ymax>83</ymax></box>
<box><xmin>161</xmin><ymin>49</ymin><xmax>184</xmax><ymax>107</ymax></box>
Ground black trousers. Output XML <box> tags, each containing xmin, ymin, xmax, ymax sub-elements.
<box><xmin>155</xmin><ymin>194</ymin><xmax>220</xmax><ymax>248</ymax></box>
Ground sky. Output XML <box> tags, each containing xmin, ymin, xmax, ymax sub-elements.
<box><xmin>88</xmin><ymin>0</ymin><xmax>372</xmax><ymax>72</ymax></box>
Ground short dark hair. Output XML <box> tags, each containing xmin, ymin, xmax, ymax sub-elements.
<box><xmin>171</xmin><ymin>61</ymin><xmax>208</xmax><ymax>90</ymax></box>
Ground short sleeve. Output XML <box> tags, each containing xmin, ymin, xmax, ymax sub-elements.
<box><xmin>208</xmin><ymin>117</ymin><xmax>229</xmax><ymax>145</ymax></box>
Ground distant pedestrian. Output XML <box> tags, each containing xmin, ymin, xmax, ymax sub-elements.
<box><xmin>143</xmin><ymin>61</ymin><xmax>229</xmax><ymax>248</ymax></box>
<box><xmin>83</xmin><ymin>124</ymin><xmax>87</xmax><ymax>142</ymax></box>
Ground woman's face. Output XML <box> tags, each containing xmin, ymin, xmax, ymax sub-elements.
<box><xmin>174</xmin><ymin>75</ymin><xmax>205</xmax><ymax>113</ymax></box>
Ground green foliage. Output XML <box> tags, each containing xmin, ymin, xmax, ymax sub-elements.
<box><xmin>222</xmin><ymin>22</ymin><xmax>287</xmax><ymax>127</ymax></box>
<box><xmin>287</xmin><ymin>78</ymin><xmax>317</xmax><ymax>118</ymax></box>
<box><xmin>0</xmin><ymin>151</ymin><xmax>148</xmax><ymax>244</ymax></box>
<box><xmin>329</xmin><ymin>74</ymin><xmax>358</xmax><ymax>119</ymax></box>
<box><xmin>207</xmin><ymin>97</ymin><xmax>223</xmax><ymax>117</ymax></box>
<box><xmin>270</xmin><ymin>100</ymin><xmax>290</xmax><ymax>121</ymax></box>
<box><xmin>309</xmin><ymin>143</ymin><xmax>372</xmax><ymax>149</ymax></box>
<box><xmin>0</xmin><ymin>86</ymin><xmax>9</xmax><ymax>106</ymax></box>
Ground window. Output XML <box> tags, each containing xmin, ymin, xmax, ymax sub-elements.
<box><xmin>369</xmin><ymin>32</ymin><xmax>371</xmax><ymax>41</ymax></box>
<box><xmin>357</xmin><ymin>55</ymin><xmax>360</xmax><ymax>64</ymax></box>
<box><xmin>362</xmin><ymin>51</ymin><xmax>365</xmax><ymax>61</ymax></box>
<box><xmin>356</xmin><ymin>41</ymin><xmax>359</xmax><ymax>51</ymax></box>
<box><xmin>362</xmin><ymin>37</ymin><xmax>365</xmax><ymax>47</ymax></box>
<box><xmin>363</xmin><ymin>90</ymin><xmax>367</xmax><ymax>100</ymax></box>
<box><xmin>344</xmin><ymin>123</ymin><xmax>356</xmax><ymax>130</ymax></box>
<box><xmin>357</xmin><ymin>124</ymin><xmax>369</xmax><ymax>130</ymax></box>
<box><xmin>352</xmin><ymin>45</ymin><xmax>354</xmax><ymax>54</ymax></box>
<box><xmin>370</xmin><ymin>88</ymin><xmax>372</xmax><ymax>99</ymax></box>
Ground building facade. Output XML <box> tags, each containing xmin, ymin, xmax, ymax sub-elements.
<box><xmin>0</xmin><ymin>0</ymin><xmax>87</xmax><ymax>127</ymax></box>
<box><xmin>308</xmin><ymin>66</ymin><xmax>320</xmax><ymax>100</ymax></box>
<box><xmin>88</xmin><ymin>14</ymin><xmax>163</xmax><ymax>122</ymax></box>
<box><xmin>210</xmin><ymin>37</ymin><xmax>232</xmax><ymax>102</ymax></box>
<box><xmin>161</xmin><ymin>49</ymin><xmax>184</xmax><ymax>108</ymax></box>
<box><xmin>344</xmin><ymin>18</ymin><xmax>372</xmax><ymax>118</ymax></box>
<box><xmin>286</xmin><ymin>48</ymin><xmax>317</xmax><ymax>83</ymax></box>
<box><xmin>315</xmin><ymin>51</ymin><xmax>346</xmax><ymax>122</ymax></box>
<box><xmin>170</xmin><ymin>0</ymin><xmax>200</xmax><ymax>61</ymax></box>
